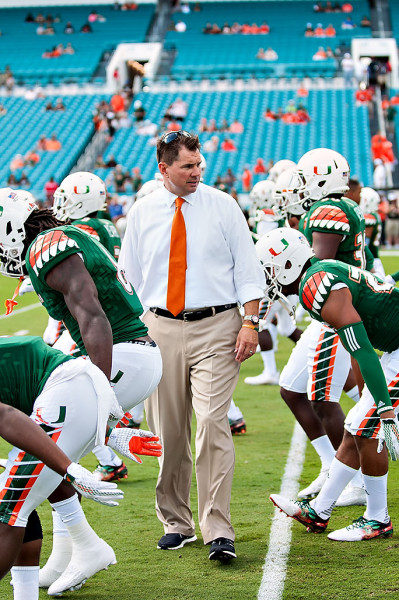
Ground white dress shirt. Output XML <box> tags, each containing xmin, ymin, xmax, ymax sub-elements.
<box><xmin>119</xmin><ymin>182</ymin><xmax>265</xmax><ymax>310</ymax></box>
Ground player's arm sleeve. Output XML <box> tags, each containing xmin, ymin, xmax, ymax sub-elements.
<box><xmin>337</xmin><ymin>321</ymin><xmax>392</xmax><ymax>415</ymax></box>
<box><xmin>390</xmin><ymin>270</ymin><xmax>399</xmax><ymax>283</ymax></box>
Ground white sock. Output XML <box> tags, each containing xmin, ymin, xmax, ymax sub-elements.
<box><xmin>311</xmin><ymin>458</ymin><xmax>357</xmax><ymax>520</ymax></box>
<box><xmin>310</xmin><ymin>435</ymin><xmax>335</xmax><ymax>470</ymax></box>
<box><xmin>51</xmin><ymin>494</ymin><xmax>85</xmax><ymax>527</ymax></box>
<box><xmin>260</xmin><ymin>350</ymin><xmax>277</xmax><ymax>374</ymax></box>
<box><xmin>269</xmin><ymin>323</ymin><xmax>278</xmax><ymax>349</ymax></box>
<box><xmin>363</xmin><ymin>473</ymin><xmax>389</xmax><ymax>524</ymax></box>
<box><xmin>346</xmin><ymin>385</ymin><xmax>360</xmax><ymax>403</ymax></box>
<box><xmin>39</xmin><ymin>511</ymin><xmax>72</xmax><ymax>586</ymax></box>
<box><xmin>93</xmin><ymin>444</ymin><xmax>122</xmax><ymax>467</ymax></box>
<box><xmin>350</xmin><ymin>468</ymin><xmax>364</xmax><ymax>488</ymax></box>
<box><xmin>228</xmin><ymin>398</ymin><xmax>243</xmax><ymax>421</ymax></box>
<box><xmin>11</xmin><ymin>566</ymin><xmax>39</xmax><ymax>600</ymax></box>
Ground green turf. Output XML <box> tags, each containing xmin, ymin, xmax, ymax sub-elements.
<box><xmin>0</xmin><ymin>254</ymin><xmax>397</xmax><ymax>599</ymax></box>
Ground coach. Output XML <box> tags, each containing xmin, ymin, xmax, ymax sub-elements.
<box><xmin>119</xmin><ymin>130</ymin><xmax>264</xmax><ymax>561</ymax></box>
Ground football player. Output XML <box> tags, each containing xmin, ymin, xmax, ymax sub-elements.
<box><xmin>359</xmin><ymin>186</ymin><xmax>385</xmax><ymax>279</ymax></box>
<box><xmin>0</xmin><ymin>188</ymin><xmax>163</xmax><ymax>595</ymax></box>
<box><xmin>257</xmin><ymin>227</ymin><xmax>399</xmax><ymax>541</ymax></box>
<box><xmin>276</xmin><ymin>148</ymin><xmax>367</xmax><ymax>503</ymax></box>
<box><xmin>0</xmin><ymin>335</ymin><xmax>135</xmax><ymax>591</ymax></box>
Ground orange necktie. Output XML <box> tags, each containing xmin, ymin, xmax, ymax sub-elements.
<box><xmin>166</xmin><ymin>197</ymin><xmax>187</xmax><ymax>316</ymax></box>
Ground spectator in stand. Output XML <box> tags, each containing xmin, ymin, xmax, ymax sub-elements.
<box><xmin>342</xmin><ymin>2</ymin><xmax>353</xmax><ymax>12</ymax></box>
<box><xmin>258</xmin><ymin>47</ymin><xmax>278</xmax><ymax>61</ymax></box>
<box><xmin>64</xmin><ymin>42</ymin><xmax>75</xmax><ymax>54</ymax></box>
<box><xmin>64</xmin><ymin>21</ymin><xmax>75</xmax><ymax>33</ymax></box>
<box><xmin>19</xmin><ymin>172</ymin><xmax>30</xmax><ymax>188</ymax></box>
<box><xmin>111</xmin><ymin>92</ymin><xmax>125</xmax><ymax>115</ymax></box>
<box><xmin>37</xmin><ymin>135</ymin><xmax>47</xmax><ymax>150</ymax></box>
<box><xmin>168</xmin><ymin>97</ymin><xmax>189</xmax><ymax>121</ymax></box>
<box><xmin>305</xmin><ymin>22</ymin><xmax>314</xmax><ymax>36</ymax></box>
<box><xmin>44</xmin><ymin>176</ymin><xmax>59</xmax><ymax>204</ymax></box>
<box><xmin>264</xmin><ymin>107</ymin><xmax>277</xmax><ymax>120</ymax></box>
<box><xmin>355</xmin><ymin>82</ymin><xmax>373</xmax><ymax>106</ymax></box>
<box><xmin>253</xmin><ymin>158</ymin><xmax>267</xmax><ymax>174</ymax></box>
<box><xmin>360</xmin><ymin>15</ymin><xmax>371</xmax><ymax>27</ymax></box>
<box><xmin>223</xmin><ymin>167</ymin><xmax>237</xmax><ymax>189</ymax></box>
<box><xmin>373</xmin><ymin>158</ymin><xmax>387</xmax><ymax>189</ymax></box>
<box><xmin>203</xmin><ymin>135</ymin><xmax>219</xmax><ymax>153</ymax></box>
<box><xmin>341</xmin><ymin>52</ymin><xmax>354</xmax><ymax>86</ymax></box>
<box><xmin>105</xmin><ymin>154</ymin><xmax>118</xmax><ymax>168</ymax></box>
<box><xmin>175</xmin><ymin>20</ymin><xmax>187</xmax><ymax>32</ymax></box>
<box><xmin>231</xmin><ymin>22</ymin><xmax>241</xmax><ymax>33</ymax></box>
<box><xmin>390</xmin><ymin>93</ymin><xmax>399</xmax><ymax>105</ymax></box>
<box><xmin>25</xmin><ymin>12</ymin><xmax>35</xmax><ymax>22</ymax></box>
<box><xmin>81</xmin><ymin>22</ymin><xmax>93</xmax><ymax>33</ymax></box>
<box><xmin>133</xmin><ymin>100</ymin><xmax>146</xmax><ymax>121</ymax></box>
<box><xmin>166</xmin><ymin>118</ymin><xmax>182</xmax><ymax>132</ymax></box>
<box><xmin>107</xmin><ymin>195</ymin><xmax>124</xmax><ymax>223</ymax></box>
<box><xmin>210</xmin><ymin>23</ymin><xmax>221</xmax><ymax>34</ymax></box>
<box><xmin>109</xmin><ymin>164</ymin><xmax>128</xmax><ymax>192</ymax></box>
<box><xmin>199</xmin><ymin>117</ymin><xmax>209</xmax><ymax>132</ymax></box>
<box><xmin>7</xmin><ymin>173</ymin><xmax>18</xmax><ymax>187</ymax></box>
<box><xmin>324</xmin><ymin>23</ymin><xmax>336</xmax><ymax>36</ymax></box>
<box><xmin>296</xmin><ymin>107</ymin><xmax>311</xmax><ymax>123</ymax></box>
<box><xmin>385</xmin><ymin>103</ymin><xmax>397</xmax><ymax>138</ymax></box>
<box><xmin>54</xmin><ymin>98</ymin><xmax>66</xmax><ymax>111</ymax></box>
<box><xmin>131</xmin><ymin>167</ymin><xmax>143</xmax><ymax>192</ymax></box>
<box><xmin>0</xmin><ymin>103</ymin><xmax>7</xmax><ymax>116</ymax></box>
<box><xmin>242</xmin><ymin>165</ymin><xmax>252</xmax><ymax>192</ymax></box>
<box><xmin>229</xmin><ymin>119</ymin><xmax>244</xmax><ymax>133</ymax></box>
<box><xmin>10</xmin><ymin>154</ymin><xmax>25</xmax><ymax>172</ymax></box>
<box><xmin>259</xmin><ymin>22</ymin><xmax>270</xmax><ymax>34</ymax></box>
<box><xmin>221</xmin><ymin>137</ymin><xmax>237</xmax><ymax>152</ymax></box>
<box><xmin>25</xmin><ymin>149</ymin><xmax>40</xmax><ymax>166</ymax></box>
<box><xmin>313</xmin><ymin>46</ymin><xmax>327</xmax><ymax>60</ymax></box>
<box><xmin>221</xmin><ymin>22</ymin><xmax>230</xmax><ymax>34</ymax></box>
<box><xmin>119</xmin><ymin>112</ymin><xmax>132</xmax><ymax>128</ymax></box>
<box><xmin>314</xmin><ymin>23</ymin><xmax>324</xmax><ymax>36</ymax></box>
<box><xmin>341</xmin><ymin>15</ymin><xmax>355</xmax><ymax>29</ymax></box>
<box><xmin>45</xmin><ymin>134</ymin><xmax>62</xmax><ymax>151</ymax></box>
<box><xmin>202</xmin><ymin>22</ymin><xmax>212</xmax><ymax>34</ymax></box>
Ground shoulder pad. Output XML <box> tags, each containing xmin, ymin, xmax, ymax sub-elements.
<box><xmin>309</xmin><ymin>205</ymin><xmax>350</xmax><ymax>233</ymax></box>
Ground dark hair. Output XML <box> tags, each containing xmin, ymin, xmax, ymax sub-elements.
<box><xmin>156</xmin><ymin>132</ymin><xmax>201</xmax><ymax>164</ymax></box>
<box><xmin>348</xmin><ymin>178</ymin><xmax>360</xmax><ymax>190</ymax></box>
<box><xmin>23</xmin><ymin>208</ymin><xmax>65</xmax><ymax>250</ymax></box>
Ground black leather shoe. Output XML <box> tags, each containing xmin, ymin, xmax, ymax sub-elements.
<box><xmin>209</xmin><ymin>537</ymin><xmax>237</xmax><ymax>560</ymax></box>
<box><xmin>157</xmin><ymin>533</ymin><xmax>197</xmax><ymax>550</ymax></box>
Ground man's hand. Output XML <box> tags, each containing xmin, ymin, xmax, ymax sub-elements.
<box><xmin>64</xmin><ymin>462</ymin><xmax>124</xmax><ymax>506</ymax></box>
<box><xmin>234</xmin><ymin>326</ymin><xmax>258</xmax><ymax>363</ymax></box>
<box><xmin>377</xmin><ymin>413</ymin><xmax>399</xmax><ymax>461</ymax></box>
<box><xmin>19</xmin><ymin>277</ymin><xmax>34</xmax><ymax>296</ymax></box>
<box><xmin>107</xmin><ymin>428</ymin><xmax>162</xmax><ymax>464</ymax></box>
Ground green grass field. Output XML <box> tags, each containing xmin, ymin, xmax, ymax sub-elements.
<box><xmin>0</xmin><ymin>254</ymin><xmax>398</xmax><ymax>600</ymax></box>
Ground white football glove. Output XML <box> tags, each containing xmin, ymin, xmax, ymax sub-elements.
<box><xmin>107</xmin><ymin>428</ymin><xmax>162</xmax><ymax>464</ymax></box>
<box><xmin>377</xmin><ymin>418</ymin><xmax>399</xmax><ymax>461</ymax></box>
<box><xmin>19</xmin><ymin>277</ymin><xmax>34</xmax><ymax>296</ymax></box>
<box><xmin>64</xmin><ymin>462</ymin><xmax>124</xmax><ymax>506</ymax></box>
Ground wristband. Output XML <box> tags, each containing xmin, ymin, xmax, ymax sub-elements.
<box><xmin>242</xmin><ymin>323</ymin><xmax>259</xmax><ymax>332</ymax></box>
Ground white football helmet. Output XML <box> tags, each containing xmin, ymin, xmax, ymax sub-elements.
<box><xmin>255</xmin><ymin>227</ymin><xmax>314</xmax><ymax>315</ymax></box>
<box><xmin>360</xmin><ymin>186</ymin><xmax>380</xmax><ymax>213</ymax></box>
<box><xmin>267</xmin><ymin>159</ymin><xmax>296</xmax><ymax>183</ymax></box>
<box><xmin>295</xmin><ymin>148</ymin><xmax>350</xmax><ymax>209</ymax></box>
<box><xmin>53</xmin><ymin>171</ymin><xmax>107</xmax><ymax>221</ymax></box>
<box><xmin>273</xmin><ymin>167</ymin><xmax>306</xmax><ymax>219</ymax></box>
<box><xmin>250</xmin><ymin>180</ymin><xmax>276</xmax><ymax>210</ymax></box>
<box><xmin>135</xmin><ymin>177</ymin><xmax>164</xmax><ymax>200</ymax></box>
<box><xmin>0</xmin><ymin>188</ymin><xmax>38</xmax><ymax>277</ymax></box>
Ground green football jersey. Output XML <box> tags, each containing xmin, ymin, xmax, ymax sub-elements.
<box><xmin>26</xmin><ymin>225</ymin><xmax>147</xmax><ymax>354</ymax></box>
<box><xmin>363</xmin><ymin>210</ymin><xmax>381</xmax><ymax>259</ymax></box>
<box><xmin>304</xmin><ymin>197</ymin><xmax>366</xmax><ymax>268</ymax></box>
<box><xmin>0</xmin><ymin>336</ymin><xmax>72</xmax><ymax>415</ymax></box>
<box><xmin>299</xmin><ymin>259</ymin><xmax>399</xmax><ymax>353</ymax></box>
<box><xmin>72</xmin><ymin>217</ymin><xmax>121</xmax><ymax>260</ymax></box>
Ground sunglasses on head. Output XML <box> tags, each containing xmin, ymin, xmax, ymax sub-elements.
<box><xmin>160</xmin><ymin>130</ymin><xmax>192</xmax><ymax>145</ymax></box>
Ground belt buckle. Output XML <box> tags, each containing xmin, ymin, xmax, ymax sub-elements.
<box><xmin>182</xmin><ymin>311</ymin><xmax>191</xmax><ymax>322</ymax></box>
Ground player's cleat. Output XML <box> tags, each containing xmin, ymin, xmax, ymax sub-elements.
<box><xmin>335</xmin><ymin>484</ymin><xmax>367</xmax><ymax>507</ymax></box>
<box><xmin>229</xmin><ymin>418</ymin><xmax>247</xmax><ymax>435</ymax></box>
<box><xmin>297</xmin><ymin>467</ymin><xmax>329</xmax><ymax>500</ymax></box>
<box><xmin>47</xmin><ymin>539</ymin><xmax>116</xmax><ymax>596</ymax></box>
<box><xmin>244</xmin><ymin>371</ymin><xmax>280</xmax><ymax>386</ymax></box>
<box><xmin>328</xmin><ymin>516</ymin><xmax>393</xmax><ymax>542</ymax></box>
<box><xmin>92</xmin><ymin>463</ymin><xmax>128</xmax><ymax>482</ymax></box>
<box><xmin>270</xmin><ymin>494</ymin><xmax>329</xmax><ymax>533</ymax></box>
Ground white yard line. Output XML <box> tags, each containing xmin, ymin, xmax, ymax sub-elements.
<box><xmin>0</xmin><ymin>302</ymin><xmax>42</xmax><ymax>320</ymax></box>
<box><xmin>258</xmin><ymin>422</ymin><xmax>307</xmax><ymax>600</ymax></box>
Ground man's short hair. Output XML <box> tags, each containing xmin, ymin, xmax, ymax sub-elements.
<box><xmin>157</xmin><ymin>131</ymin><xmax>201</xmax><ymax>164</ymax></box>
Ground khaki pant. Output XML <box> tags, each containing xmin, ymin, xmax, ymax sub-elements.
<box><xmin>143</xmin><ymin>307</ymin><xmax>242</xmax><ymax>544</ymax></box>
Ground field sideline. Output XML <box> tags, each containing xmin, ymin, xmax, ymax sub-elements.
<box><xmin>0</xmin><ymin>254</ymin><xmax>398</xmax><ymax>600</ymax></box>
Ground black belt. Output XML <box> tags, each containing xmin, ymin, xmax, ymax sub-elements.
<box><xmin>125</xmin><ymin>339</ymin><xmax>157</xmax><ymax>347</ymax></box>
<box><xmin>150</xmin><ymin>303</ymin><xmax>238</xmax><ymax>322</ymax></box>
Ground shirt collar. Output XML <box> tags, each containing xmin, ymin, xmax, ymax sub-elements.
<box><xmin>163</xmin><ymin>184</ymin><xmax>199</xmax><ymax>207</ymax></box>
